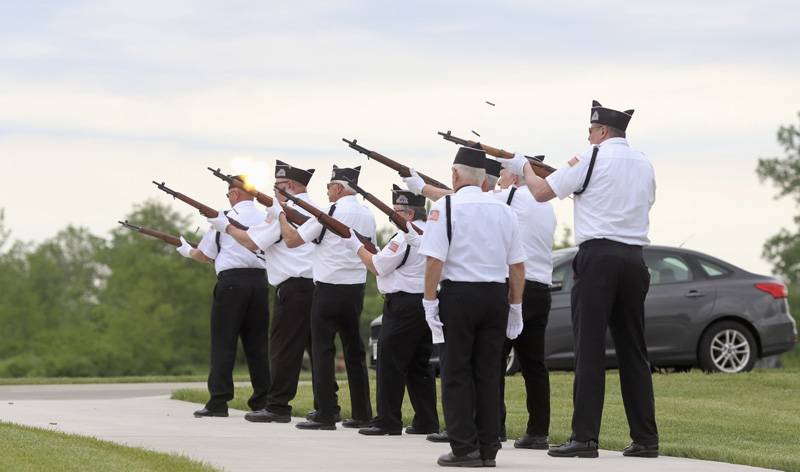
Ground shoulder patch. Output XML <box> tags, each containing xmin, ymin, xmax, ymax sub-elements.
<box><xmin>429</xmin><ymin>209</ymin><xmax>440</xmax><ymax>221</ymax></box>
<box><xmin>568</xmin><ymin>155</ymin><xmax>581</xmax><ymax>167</ymax></box>
<box><xmin>388</xmin><ymin>241</ymin><xmax>400</xmax><ymax>253</ymax></box>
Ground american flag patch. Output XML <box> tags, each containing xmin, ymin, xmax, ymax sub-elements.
<box><xmin>429</xmin><ymin>210</ymin><xmax>440</xmax><ymax>221</ymax></box>
<box><xmin>388</xmin><ymin>241</ymin><xmax>400</xmax><ymax>253</ymax></box>
<box><xmin>568</xmin><ymin>155</ymin><xmax>581</xmax><ymax>167</ymax></box>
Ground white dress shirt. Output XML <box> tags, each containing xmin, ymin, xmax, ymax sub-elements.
<box><xmin>419</xmin><ymin>186</ymin><xmax>526</xmax><ymax>283</ymax></box>
<box><xmin>493</xmin><ymin>186</ymin><xmax>556</xmax><ymax>284</ymax></box>
<box><xmin>297</xmin><ymin>194</ymin><xmax>377</xmax><ymax>284</ymax></box>
<box><xmin>546</xmin><ymin>137</ymin><xmax>656</xmax><ymax>246</ymax></box>
<box><xmin>373</xmin><ymin>220</ymin><xmax>427</xmax><ymax>295</ymax></box>
<box><xmin>246</xmin><ymin>193</ymin><xmax>315</xmax><ymax>286</ymax></box>
<box><xmin>198</xmin><ymin>200</ymin><xmax>266</xmax><ymax>275</ymax></box>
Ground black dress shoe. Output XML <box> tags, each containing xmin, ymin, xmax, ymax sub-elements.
<box><xmin>305</xmin><ymin>409</ymin><xmax>341</xmax><ymax>423</ymax></box>
<box><xmin>405</xmin><ymin>426</ymin><xmax>439</xmax><ymax>435</ymax></box>
<box><xmin>514</xmin><ymin>434</ymin><xmax>549</xmax><ymax>450</ymax></box>
<box><xmin>548</xmin><ymin>439</ymin><xmax>599</xmax><ymax>458</ymax></box>
<box><xmin>482</xmin><ymin>458</ymin><xmax>496</xmax><ymax>467</ymax></box>
<box><xmin>427</xmin><ymin>430</ymin><xmax>450</xmax><ymax>443</ymax></box>
<box><xmin>295</xmin><ymin>420</ymin><xmax>336</xmax><ymax>430</ymax></box>
<box><xmin>358</xmin><ymin>426</ymin><xmax>401</xmax><ymax>436</ymax></box>
<box><xmin>342</xmin><ymin>418</ymin><xmax>372</xmax><ymax>428</ymax></box>
<box><xmin>622</xmin><ymin>442</ymin><xmax>659</xmax><ymax>458</ymax></box>
<box><xmin>193</xmin><ymin>408</ymin><xmax>228</xmax><ymax>418</ymax></box>
<box><xmin>437</xmin><ymin>451</ymin><xmax>483</xmax><ymax>467</ymax></box>
<box><xmin>244</xmin><ymin>409</ymin><xmax>291</xmax><ymax>423</ymax></box>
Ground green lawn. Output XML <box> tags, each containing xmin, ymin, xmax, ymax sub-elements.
<box><xmin>0</xmin><ymin>422</ymin><xmax>218</xmax><ymax>472</ymax></box>
<box><xmin>174</xmin><ymin>367</ymin><xmax>800</xmax><ymax>471</ymax></box>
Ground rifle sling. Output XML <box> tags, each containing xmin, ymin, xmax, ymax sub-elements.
<box><xmin>574</xmin><ymin>147</ymin><xmax>599</xmax><ymax>196</ymax></box>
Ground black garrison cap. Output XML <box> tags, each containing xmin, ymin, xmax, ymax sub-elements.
<box><xmin>392</xmin><ymin>184</ymin><xmax>426</xmax><ymax>207</ymax></box>
<box><xmin>453</xmin><ymin>142</ymin><xmax>486</xmax><ymax>169</ymax></box>
<box><xmin>485</xmin><ymin>158</ymin><xmax>502</xmax><ymax>178</ymax></box>
<box><xmin>331</xmin><ymin>164</ymin><xmax>361</xmax><ymax>185</ymax></box>
<box><xmin>275</xmin><ymin>159</ymin><xmax>315</xmax><ymax>186</ymax></box>
<box><xmin>590</xmin><ymin>100</ymin><xmax>634</xmax><ymax>131</ymax></box>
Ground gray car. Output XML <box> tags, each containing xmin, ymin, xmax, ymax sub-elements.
<box><xmin>369</xmin><ymin>245</ymin><xmax>797</xmax><ymax>374</ymax></box>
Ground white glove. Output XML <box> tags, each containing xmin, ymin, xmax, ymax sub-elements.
<box><xmin>506</xmin><ymin>303</ymin><xmax>523</xmax><ymax>340</ymax></box>
<box><xmin>402</xmin><ymin>168</ymin><xmax>426</xmax><ymax>195</ymax></box>
<box><xmin>176</xmin><ymin>236</ymin><xmax>193</xmax><ymax>258</ymax></box>
<box><xmin>343</xmin><ymin>230</ymin><xmax>364</xmax><ymax>253</ymax></box>
<box><xmin>207</xmin><ymin>211</ymin><xmax>230</xmax><ymax>233</ymax></box>
<box><xmin>423</xmin><ymin>298</ymin><xmax>444</xmax><ymax>344</ymax></box>
<box><xmin>402</xmin><ymin>221</ymin><xmax>422</xmax><ymax>247</ymax></box>
<box><xmin>266</xmin><ymin>202</ymin><xmax>283</xmax><ymax>221</ymax></box>
<box><xmin>500</xmin><ymin>153</ymin><xmax>529</xmax><ymax>177</ymax></box>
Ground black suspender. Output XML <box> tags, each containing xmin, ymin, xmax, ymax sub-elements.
<box><xmin>506</xmin><ymin>187</ymin><xmax>518</xmax><ymax>206</ymax></box>
<box><xmin>445</xmin><ymin>195</ymin><xmax>452</xmax><ymax>245</ymax></box>
<box><xmin>574</xmin><ymin>146</ymin><xmax>599</xmax><ymax>196</ymax></box>
<box><xmin>313</xmin><ymin>204</ymin><xmax>336</xmax><ymax>244</ymax></box>
<box><xmin>215</xmin><ymin>210</ymin><xmax>229</xmax><ymax>255</ymax></box>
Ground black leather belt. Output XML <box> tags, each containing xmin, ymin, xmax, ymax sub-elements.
<box><xmin>218</xmin><ymin>268</ymin><xmax>266</xmax><ymax>279</ymax></box>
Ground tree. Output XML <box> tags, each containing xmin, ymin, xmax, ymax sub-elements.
<box><xmin>756</xmin><ymin>112</ymin><xmax>800</xmax><ymax>285</ymax></box>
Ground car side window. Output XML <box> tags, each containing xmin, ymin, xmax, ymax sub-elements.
<box><xmin>552</xmin><ymin>261</ymin><xmax>574</xmax><ymax>292</ymax></box>
<box><xmin>697</xmin><ymin>259</ymin><xmax>731</xmax><ymax>278</ymax></box>
<box><xmin>644</xmin><ymin>253</ymin><xmax>693</xmax><ymax>285</ymax></box>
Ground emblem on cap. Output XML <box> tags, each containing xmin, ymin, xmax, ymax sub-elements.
<box><xmin>591</xmin><ymin>111</ymin><xmax>599</xmax><ymax>121</ymax></box>
<box><xmin>396</xmin><ymin>195</ymin><xmax>409</xmax><ymax>205</ymax></box>
<box><xmin>276</xmin><ymin>169</ymin><xmax>286</xmax><ymax>177</ymax></box>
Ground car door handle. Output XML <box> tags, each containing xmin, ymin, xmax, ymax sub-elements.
<box><xmin>685</xmin><ymin>290</ymin><xmax>705</xmax><ymax>298</ymax></box>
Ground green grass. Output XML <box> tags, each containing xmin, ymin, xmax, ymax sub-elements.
<box><xmin>0</xmin><ymin>422</ymin><xmax>218</xmax><ymax>472</ymax></box>
<box><xmin>174</xmin><ymin>368</ymin><xmax>800</xmax><ymax>471</ymax></box>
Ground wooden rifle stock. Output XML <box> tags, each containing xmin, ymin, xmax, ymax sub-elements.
<box><xmin>274</xmin><ymin>186</ymin><xmax>378</xmax><ymax>254</ymax></box>
<box><xmin>342</xmin><ymin>138</ymin><xmax>451</xmax><ymax>190</ymax></box>
<box><xmin>152</xmin><ymin>181</ymin><xmax>249</xmax><ymax>230</ymax></box>
<box><xmin>206</xmin><ymin>167</ymin><xmax>309</xmax><ymax>226</ymax></box>
<box><xmin>118</xmin><ymin>220</ymin><xmax>197</xmax><ymax>248</ymax></box>
<box><xmin>437</xmin><ymin>131</ymin><xmax>557</xmax><ymax>178</ymax></box>
<box><xmin>343</xmin><ymin>178</ymin><xmax>423</xmax><ymax>235</ymax></box>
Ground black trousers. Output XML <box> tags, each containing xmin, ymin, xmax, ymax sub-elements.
<box><xmin>374</xmin><ymin>292</ymin><xmax>439</xmax><ymax>432</ymax></box>
<box><xmin>310</xmin><ymin>282</ymin><xmax>372</xmax><ymax>423</ymax></box>
<box><xmin>266</xmin><ymin>277</ymin><xmax>314</xmax><ymax>415</ymax></box>
<box><xmin>206</xmin><ymin>268</ymin><xmax>270</xmax><ymax>412</ymax></box>
<box><xmin>499</xmin><ymin>281</ymin><xmax>551</xmax><ymax>437</ymax></box>
<box><xmin>570</xmin><ymin>239</ymin><xmax>658</xmax><ymax>444</ymax></box>
<box><xmin>440</xmin><ymin>281</ymin><xmax>508</xmax><ymax>460</ymax></box>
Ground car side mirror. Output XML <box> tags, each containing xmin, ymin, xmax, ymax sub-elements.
<box><xmin>550</xmin><ymin>280</ymin><xmax>563</xmax><ymax>292</ymax></box>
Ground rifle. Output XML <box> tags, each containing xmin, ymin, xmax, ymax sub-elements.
<box><xmin>206</xmin><ymin>167</ymin><xmax>310</xmax><ymax>226</ymax></box>
<box><xmin>274</xmin><ymin>186</ymin><xmax>379</xmax><ymax>254</ymax></box>
<box><xmin>152</xmin><ymin>181</ymin><xmax>249</xmax><ymax>230</ymax></box>
<box><xmin>437</xmin><ymin>131</ymin><xmax>557</xmax><ymax>178</ymax></box>
<box><xmin>343</xmin><ymin>177</ymin><xmax>423</xmax><ymax>235</ymax></box>
<box><xmin>118</xmin><ymin>220</ymin><xmax>196</xmax><ymax>248</ymax></box>
<box><xmin>342</xmin><ymin>138</ymin><xmax>451</xmax><ymax>190</ymax></box>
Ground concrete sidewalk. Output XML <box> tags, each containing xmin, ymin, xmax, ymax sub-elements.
<box><xmin>0</xmin><ymin>384</ymin><xmax>776</xmax><ymax>472</ymax></box>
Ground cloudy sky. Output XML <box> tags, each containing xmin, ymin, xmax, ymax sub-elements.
<box><xmin>1</xmin><ymin>0</ymin><xmax>799</xmax><ymax>275</ymax></box>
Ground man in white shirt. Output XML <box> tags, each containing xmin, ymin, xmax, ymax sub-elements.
<box><xmin>503</xmin><ymin>100</ymin><xmax>659</xmax><ymax>458</ymax></box>
<box><xmin>493</xmin><ymin>166</ymin><xmax>556</xmax><ymax>449</ymax></box>
<box><xmin>212</xmin><ymin>161</ymin><xmax>317</xmax><ymax>423</ymax></box>
<box><xmin>418</xmin><ymin>145</ymin><xmax>526</xmax><ymax>467</ymax></box>
<box><xmin>277</xmin><ymin>165</ymin><xmax>377</xmax><ymax>430</ymax></box>
<box><xmin>344</xmin><ymin>185</ymin><xmax>439</xmax><ymax>437</ymax></box>
<box><xmin>175</xmin><ymin>176</ymin><xmax>269</xmax><ymax>418</ymax></box>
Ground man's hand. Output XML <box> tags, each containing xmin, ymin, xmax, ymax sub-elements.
<box><xmin>422</xmin><ymin>298</ymin><xmax>444</xmax><ymax>344</ymax></box>
<box><xmin>176</xmin><ymin>236</ymin><xmax>193</xmax><ymax>258</ymax></box>
<box><xmin>402</xmin><ymin>221</ymin><xmax>422</xmax><ymax>247</ymax></box>
<box><xmin>500</xmin><ymin>153</ymin><xmax>529</xmax><ymax>177</ymax></box>
<box><xmin>506</xmin><ymin>303</ymin><xmax>523</xmax><ymax>340</ymax></box>
<box><xmin>343</xmin><ymin>230</ymin><xmax>364</xmax><ymax>254</ymax></box>
<box><xmin>402</xmin><ymin>168</ymin><xmax>426</xmax><ymax>195</ymax></box>
<box><xmin>207</xmin><ymin>212</ymin><xmax>230</xmax><ymax>233</ymax></box>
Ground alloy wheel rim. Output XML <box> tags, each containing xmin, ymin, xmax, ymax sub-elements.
<box><xmin>710</xmin><ymin>329</ymin><xmax>750</xmax><ymax>373</ymax></box>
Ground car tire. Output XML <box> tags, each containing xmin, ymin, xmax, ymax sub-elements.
<box><xmin>505</xmin><ymin>348</ymin><xmax>521</xmax><ymax>376</ymax></box>
<box><xmin>698</xmin><ymin>321</ymin><xmax>757</xmax><ymax>373</ymax></box>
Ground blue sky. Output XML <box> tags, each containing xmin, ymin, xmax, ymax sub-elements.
<box><xmin>1</xmin><ymin>0</ymin><xmax>799</xmax><ymax>274</ymax></box>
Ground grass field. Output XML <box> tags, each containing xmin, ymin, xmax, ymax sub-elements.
<box><xmin>0</xmin><ymin>422</ymin><xmax>218</xmax><ymax>472</ymax></box>
<box><xmin>174</xmin><ymin>367</ymin><xmax>800</xmax><ymax>472</ymax></box>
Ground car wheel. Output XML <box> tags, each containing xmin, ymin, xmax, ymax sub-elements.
<box><xmin>505</xmin><ymin>347</ymin><xmax>520</xmax><ymax>376</ymax></box>
<box><xmin>698</xmin><ymin>321</ymin><xmax>757</xmax><ymax>373</ymax></box>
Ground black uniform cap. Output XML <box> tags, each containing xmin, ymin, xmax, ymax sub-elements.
<box><xmin>485</xmin><ymin>158</ymin><xmax>502</xmax><ymax>178</ymax></box>
<box><xmin>227</xmin><ymin>174</ymin><xmax>245</xmax><ymax>189</ymax></box>
<box><xmin>453</xmin><ymin>142</ymin><xmax>486</xmax><ymax>169</ymax></box>
<box><xmin>331</xmin><ymin>165</ymin><xmax>361</xmax><ymax>185</ymax></box>
<box><xmin>590</xmin><ymin>100</ymin><xmax>635</xmax><ymax>131</ymax></box>
<box><xmin>391</xmin><ymin>184</ymin><xmax>426</xmax><ymax>207</ymax></box>
<box><xmin>275</xmin><ymin>159</ymin><xmax>314</xmax><ymax>186</ymax></box>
